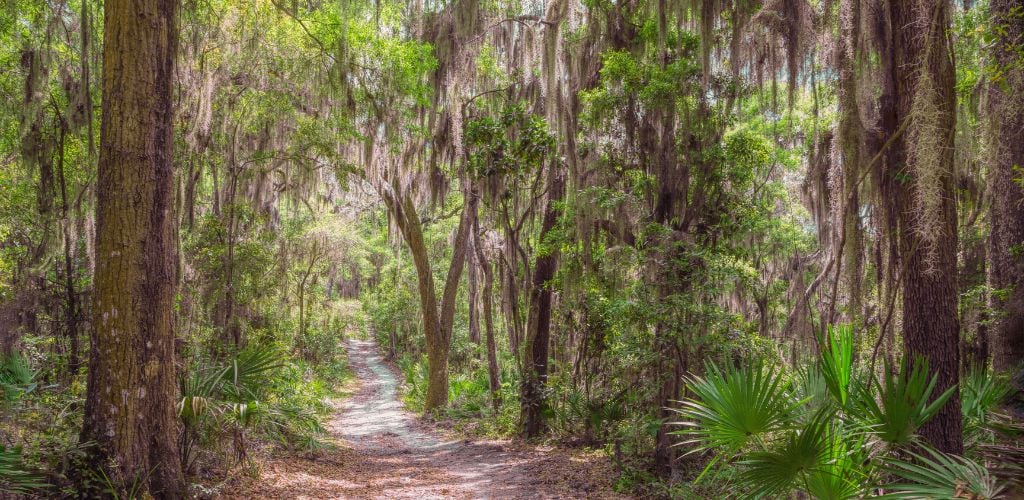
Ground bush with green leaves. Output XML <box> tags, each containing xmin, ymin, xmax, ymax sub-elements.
<box><xmin>0</xmin><ymin>352</ymin><xmax>57</xmax><ymax>496</ymax></box>
<box><xmin>674</xmin><ymin>325</ymin><xmax>1009</xmax><ymax>499</ymax></box>
<box><xmin>178</xmin><ymin>345</ymin><xmax>329</xmax><ymax>472</ymax></box>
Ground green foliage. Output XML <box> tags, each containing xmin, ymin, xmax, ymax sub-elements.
<box><xmin>734</xmin><ymin>412</ymin><xmax>855</xmax><ymax>498</ymax></box>
<box><xmin>464</xmin><ymin>103</ymin><xmax>555</xmax><ymax>180</ymax></box>
<box><xmin>854</xmin><ymin>357</ymin><xmax>956</xmax><ymax>447</ymax></box>
<box><xmin>179</xmin><ymin>344</ymin><xmax>331</xmax><ymax>470</ymax></box>
<box><xmin>0</xmin><ymin>351</ymin><xmax>38</xmax><ymax>403</ymax></box>
<box><xmin>882</xmin><ymin>447</ymin><xmax>1004</xmax><ymax>499</ymax></box>
<box><xmin>0</xmin><ymin>446</ymin><xmax>48</xmax><ymax>495</ymax></box>
<box><xmin>677</xmin><ymin>362</ymin><xmax>801</xmax><ymax>454</ymax></box>
<box><xmin>961</xmin><ymin>367</ymin><xmax>1013</xmax><ymax>446</ymax></box>
<box><xmin>674</xmin><ymin>326</ymin><xmax>1004</xmax><ymax>499</ymax></box>
<box><xmin>818</xmin><ymin>325</ymin><xmax>854</xmax><ymax>408</ymax></box>
<box><xmin>396</xmin><ymin>354</ymin><xmax>430</xmax><ymax>414</ymax></box>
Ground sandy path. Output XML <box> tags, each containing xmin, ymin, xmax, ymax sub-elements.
<box><xmin>235</xmin><ymin>339</ymin><xmax>627</xmax><ymax>499</ymax></box>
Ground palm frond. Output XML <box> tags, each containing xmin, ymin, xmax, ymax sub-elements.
<box><xmin>961</xmin><ymin>366</ymin><xmax>1012</xmax><ymax>445</ymax></box>
<box><xmin>819</xmin><ymin>324</ymin><xmax>854</xmax><ymax>408</ymax></box>
<box><xmin>853</xmin><ymin>356</ymin><xmax>955</xmax><ymax>446</ymax></box>
<box><xmin>0</xmin><ymin>446</ymin><xmax>48</xmax><ymax>495</ymax></box>
<box><xmin>222</xmin><ymin>345</ymin><xmax>286</xmax><ymax>402</ymax></box>
<box><xmin>673</xmin><ymin>361</ymin><xmax>802</xmax><ymax>454</ymax></box>
<box><xmin>735</xmin><ymin>411</ymin><xmax>831</xmax><ymax>497</ymax></box>
<box><xmin>880</xmin><ymin>447</ymin><xmax>1004</xmax><ymax>499</ymax></box>
<box><xmin>0</xmin><ymin>351</ymin><xmax>38</xmax><ymax>402</ymax></box>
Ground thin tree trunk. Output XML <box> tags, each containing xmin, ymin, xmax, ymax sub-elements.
<box><xmin>57</xmin><ymin>127</ymin><xmax>80</xmax><ymax>373</ymax></box>
<box><xmin>468</xmin><ymin>234</ymin><xmax>481</xmax><ymax>345</ymax></box>
<box><xmin>472</xmin><ymin>214</ymin><xmax>501</xmax><ymax>410</ymax></box>
<box><xmin>81</xmin><ymin>0</ymin><xmax>184</xmax><ymax>494</ymax></box>
<box><xmin>520</xmin><ymin>163</ymin><xmax>565</xmax><ymax>438</ymax></box>
<box><xmin>223</xmin><ymin>164</ymin><xmax>239</xmax><ymax>349</ymax></box>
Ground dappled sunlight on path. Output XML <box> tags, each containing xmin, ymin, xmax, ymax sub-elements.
<box><xmin>233</xmin><ymin>338</ymin><xmax>627</xmax><ymax>499</ymax></box>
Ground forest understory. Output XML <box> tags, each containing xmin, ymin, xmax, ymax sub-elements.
<box><xmin>2</xmin><ymin>0</ymin><xmax>1024</xmax><ymax>498</ymax></box>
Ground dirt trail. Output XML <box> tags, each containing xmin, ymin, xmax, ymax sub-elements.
<box><xmin>236</xmin><ymin>339</ymin><xmax>627</xmax><ymax>499</ymax></box>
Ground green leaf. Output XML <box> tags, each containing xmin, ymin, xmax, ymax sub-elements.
<box><xmin>673</xmin><ymin>361</ymin><xmax>802</xmax><ymax>454</ymax></box>
<box><xmin>853</xmin><ymin>356</ymin><xmax>956</xmax><ymax>446</ymax></box>
<box><xmin>880</xmin><ymin>447</ymin><xmax>1004</xmax><ymax>499</ymax></box>
<box><xmin>819</xmin><ymin>324</ymin><xmax>854</xmax><ymax>408</ymax></box>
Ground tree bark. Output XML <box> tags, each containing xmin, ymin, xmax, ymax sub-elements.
<box><xmin>987</xmin><ymin>0</ymin><xmax>1024</xmax><ymax>376</ymax></box>
<box><xmin>80</xmin><ymin>0</ymin><xmax>184</xmax><ymax>495</ymax></box>
<box><xmin>887</xmin><ymin>0</ymin><xmax>963</xmax><ymax>454</ymax></box>
<box><xmin>520</xmin><ymin>163</ymin><xmax>565</xmax><ymax>438</ymax></box>
<box><xmin>467</xmin><ymin>234</ymin><xmax>482</xmax><ymax>345</ymax></box>
<box><xmin>472</xmin><ymin>215</ymin><xmax>502</xmax><ymax>411</ymax></box>
<box><xmin>57</xmin><ymin>127</ymin><xmax>81</xmax><ymax>373</ymax></box>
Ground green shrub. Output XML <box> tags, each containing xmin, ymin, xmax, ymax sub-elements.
<box><xmin>673</xmin><ymin>325</ymin><xmax>1005</xmax><ymax>499</ymax></box>
<box><xmin>178</xmin><ymin>344</ymin><xmax>332</xmax><ymax>471</ymax></box>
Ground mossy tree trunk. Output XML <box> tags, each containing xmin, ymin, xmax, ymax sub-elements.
<box><xmin>472</xmin><ymin>212</ymin><xmax>502</xmax><ymax>411</ymax></box>
<box><xmin>80</xmin><ymin>0</ymin><xmax>185</xmax><ymax>495</ymax></box>
<box><xmin>888</xmin><ymin>0</ymin><xmax>964</xmax><ymax>454</ymax></box>
<box><xmin>380</xmin><ymin>178</ymin><xmax>476</xmax><ymax>413</ymax></box>
<box><xmin>520</xmin><ymin>163</ymin><xmax>564</xmax><ymax>438</ymax></box>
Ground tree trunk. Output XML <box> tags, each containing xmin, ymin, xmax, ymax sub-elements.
<box><xmin>836</xmin><ymin>0</ymin><xmax>864</xmax><ymax>325</ymax></box>
<box><xmin>222</xmin><ymin>164</ymin><xmax>240</xmax><ymax>349</ymax></box>
<box><xmin>987</xmin><ymin>0</ymin><xmax>1024</xmax><ymax>376</ymax></box>
<box><xmin>380</xmin><ymin>182</ymin><xmax>476</xmax><ymax>413</ymax></box>
<box><xmin>473</xmin><ymin>216</ymin><xmax>501</xmax><ymax>411</ymax></box>
<box><xmin>467</xmin><ymin>234</ymin><xmax>481</xmax><ymax>345</ymax></box>
<box><xmin>57</xmin><ymin>127</ymin><xmax>81</xmax><ymax>373</ymax></box>
<box><xmin>520</xmin><ymin>163</ymin><xmax>565</xmax><ymax>438</ymax></box>
<box><xmin>653</xmin><ymin>316</ymin><xmax>682</xmax><ymax>477</ymax></box>
<box><xmin>81</xmin><ymin>0</ymin><xmax>184</xmax><ymax>495</ymax></box>
<box><xmin>888</xmin><ymin>0</ymin><xmax>963</xmax><ymax>454</ymax></box>
<box><xmin>501</xmin><ymin>255</ymin><xmax>522</xmax><ymax>355</ymax></box>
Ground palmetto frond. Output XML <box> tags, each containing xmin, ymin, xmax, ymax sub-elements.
<box><xmin>0</xmin><ymin>446</ymin><xmax>47</xmax><ymax>495</ymax></box>
<box><xmin>819</xmin><ymin>324</ymin><xmax>854</xmax><ymax>408</ymax></box>
<box><xmin>880</xmin><ymin>447</ymin><xmax>1004</xmax><ymax>499</ymax></box>
<box><xmin>852</xmin><ymin>356</ymin><xmax>955</xmax><ymax>446</ymax></box>
<box><xmin>673</xmin><ymin>361</ymin><xmax>803</xmax><ymax>454</ymax></box>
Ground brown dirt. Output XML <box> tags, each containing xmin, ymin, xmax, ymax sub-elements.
<box><xmin>227</xmin><ymin>340</ymin><xmax>630</xmax><ymax>499</ymax></box>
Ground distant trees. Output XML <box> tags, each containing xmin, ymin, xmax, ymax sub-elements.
<box><xmin>80</xmin><ymin>0</ymin><xmax>184</xmax><ymax>495</ymax></box>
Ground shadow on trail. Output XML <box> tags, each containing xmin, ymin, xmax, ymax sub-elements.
<box><xmin>235</xmin><ymin>338</ymin><xmax>626</xmax><ymax>499</ymax></box>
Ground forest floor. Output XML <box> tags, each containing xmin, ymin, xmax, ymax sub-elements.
<box><xmin>230</xmin><ymin>338</ymin><xmax>629</xmax><ymax>499</ymax></box>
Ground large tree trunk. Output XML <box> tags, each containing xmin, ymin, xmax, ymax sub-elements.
<box><xmin>80</xmin><ymin>0</ymin><xmax>184</xmax><ymax>495</ymax></box>
<box><xmin>887</xmin><ymin>0</ymin><xmax>963</xmax><ymax>454</ymax></box>
<box><xmin>836</xmin><ymin>0</ymin><xmax>864</xmax><ymax>326</ymax></box>
<box><xmin>520</xmin><ymin>163</ymin><xmax>565</xmax><ymax>438</ymax></box>
<box><xmin>987</xmin><ymin>0</ymin><xmax>1024</xmax><ymax>376</ymax></box>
